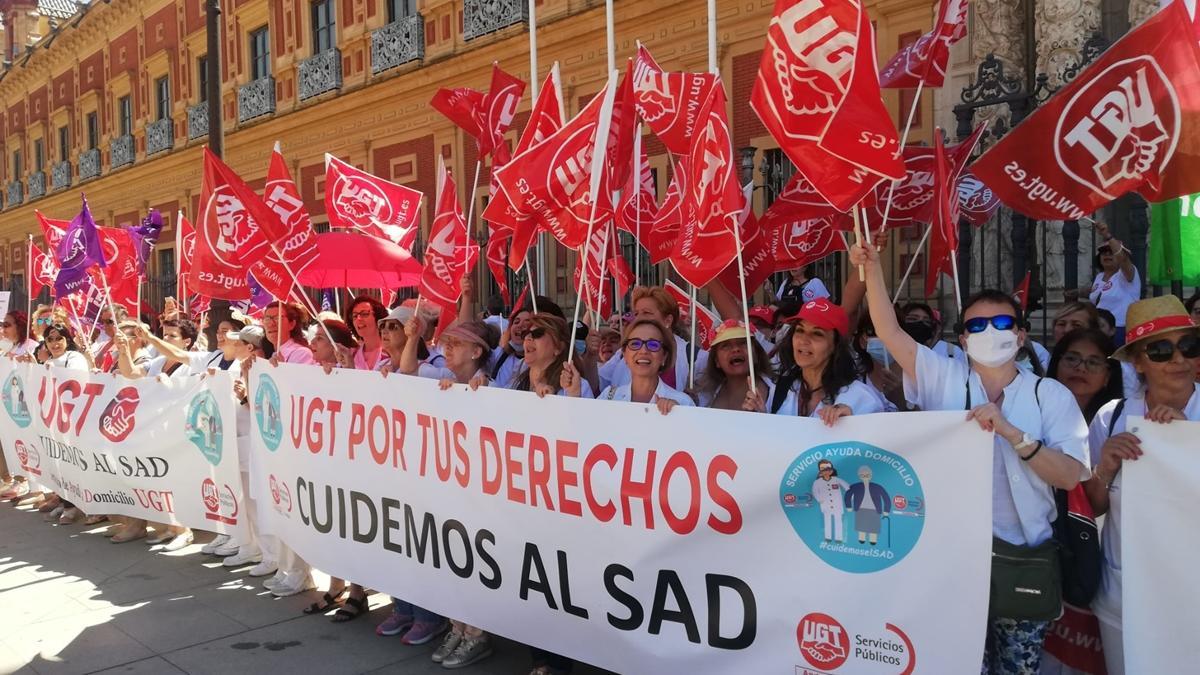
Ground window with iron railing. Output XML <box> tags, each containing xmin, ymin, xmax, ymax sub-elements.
<box><xmin>86</xmin><ymin>112</ymin><xmax>98</xmax><ymax>150</ymax></box>
<box><xmin>250</xmin><ymin>26</ymin><xmax>271</xmax><ymax>79</ymax></box>
<box><xmin>312</xmin><ymin>0</ymin><xmax>336</xmax><ymax>54</ymax></box>
<box><xmin>386</xmin><ymin>0</ymin><xmax>415</xmax><ymax>22</ymax></box>
<box><xmin>119</xmin><ymin>96</ymin><xmax>133</xmax><ymax>135</ymax></box>
<box><xmin>198</xmin><ymin>56</ymin><xmax>209</xmax><ymax>102</ymax></box>
<box><xmin>155</xmin><ymin>76</ymin><xmax>171</xmax><ymax>121</ymax></box>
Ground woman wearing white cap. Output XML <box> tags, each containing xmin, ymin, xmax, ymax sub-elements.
<box><xmin>751</xmin><ymin>299</ymin><xmax>882</xmax><ymax>425</ymax></box>
<box><xmin>1084</xmin><ymin>296</ymin><xmax>1199</xmax><ymax>674</ymax></box>
<box><xmin>696</xmin><ymin>319</ymin><xmax>773</xmax><ymax>411</ymax></box>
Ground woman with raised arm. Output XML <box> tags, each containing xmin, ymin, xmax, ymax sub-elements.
<box><xmin>1083</xmin><ymin>297</ymin><xmax>1199</xmax><ymax>674</ymax></box>
<box><xmin>1087</xmin><ymin>222</ymin><xmax>1140</xmax><ymax>347</ymax></box>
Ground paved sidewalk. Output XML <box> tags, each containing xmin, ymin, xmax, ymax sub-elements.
<box><xmin>0</xmin><ymin>501</ymin><xmax>609</xmax><ymax>675</ymax></box>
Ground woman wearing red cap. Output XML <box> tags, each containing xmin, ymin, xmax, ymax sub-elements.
<box><xmin>697</xmin><ymin>320</ymin><xmax>774</xmax><ymax>410</ymax></box>
<box><xmin>750</xmin><ymin>298</ymin><xmax>883</xmax><ymax>425</ymax></box>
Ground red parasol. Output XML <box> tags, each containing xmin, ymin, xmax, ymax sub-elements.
<box><xmin>298</xmin><ymin>232</ymin><xmax>422</xmax><ymax>289</ymax></box>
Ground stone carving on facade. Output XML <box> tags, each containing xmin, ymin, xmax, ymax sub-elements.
<box><xmin>111</xmin><ymin>134</ymin><xmax>135</xmax><ymax>168</ymax></box>
<box><xmin>1128</xmin><ymin>0</ymin><xmax>1159</xmax><ymax>27</ymax></box>
<box><xmin>188</xmin><ymin>103</ymin><xmax>209</xmax><ymax>140</ymax></box>
<box><xmin>1036</xmin><ymin>0</ymin><xmax>1101</xmax><ymax>88</ymax></box>
<box><xmin>371</xmin><ymin>14</ymin><xmax>425</xmax><ymax>74</ymax></box>
<box><xmin>239</xmin><ymin>76</ymin><xmax>276</xmax><ymax>122</ymax></box>
<box><xmin>299</xmin><ymin>48</ymin><xmax>343</xmax><ymax>101</ymax></box>
<box><xmin>146</xmin><ymin>118</ymin><xmax>174</xmax><ymax>155</ymax></box>
<box><xmin>51</xmin><ymin>161</ymin><xmax>71</xmax><ymax>190</ymax></box>
<box><xmin>78</xmin><ymin>148</ymin><xmax>100</xmax><ymax>180</ymax></box>
<box><xmin>463</xmin><ymin>0</ymin><xmax>527</xmax><ymax>41</ymax></box>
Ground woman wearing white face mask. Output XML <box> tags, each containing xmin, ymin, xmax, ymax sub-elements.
<box><xmin>851</xmin><ymin>243</ymin><xmax>1090</xmax><ymax>674</ymax></box>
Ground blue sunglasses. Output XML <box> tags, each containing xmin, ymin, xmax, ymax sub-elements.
<box><xmin>963</xmin><ymin>315</ymin><xmax>1017</xmax><ymax>334</ymax></box>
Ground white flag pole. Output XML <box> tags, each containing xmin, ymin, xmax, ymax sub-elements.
<box><xmin>633</xmin><ymin>124</ymin><xmax>643</xmax><ymax>286</ymax></box>
<box><xmin>568</xmin><ymin>71</ymin><xmax>619</xmax><ymax>349</ymax></box>
<box><xmin>25</xmin><ymin>234</ymin><xmax>34</xmax><ymax>329</ymax></box>
<box><xmin>175</xmin><ymin>209</ymin><xmax>187</xmax><ymax>316</ymax></box>
<box><xmin>875</xmin><ymin>81</ymin><xmax>924</xmax><ymax>239</ymax></box>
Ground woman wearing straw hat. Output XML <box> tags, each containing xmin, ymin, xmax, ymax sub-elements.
<box><xmin>1084</xmin><ymin>296</ymin><xmax>1200</xmax><ymax>675</ymax></box>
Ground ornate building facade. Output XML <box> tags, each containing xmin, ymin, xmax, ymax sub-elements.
<box><xmin>0</xmin><ymin>0</ymin><xmax>1160</xmax><ymax>317</ymax></box>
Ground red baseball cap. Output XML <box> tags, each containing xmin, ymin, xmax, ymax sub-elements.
<box><xmin>748</xmin><ymin>306</ymin><xmax>774</xmax><ymax>325</ymax></box>
<box><xmin>783</xmin><ymin>298</ymin><xmax>849</xmax><ymax>335</ymax></box>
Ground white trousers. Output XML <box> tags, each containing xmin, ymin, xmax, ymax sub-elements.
<box><xmin>822</xmin><ymin>510</ymin><xmax>844</xmax><ymax>542</ymax></box>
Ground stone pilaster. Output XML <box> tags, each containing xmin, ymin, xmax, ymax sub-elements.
<box><xmin>1128</xmin><ymin>0</ymin><xmax>1160</xmax><ymax>27</ymax></box>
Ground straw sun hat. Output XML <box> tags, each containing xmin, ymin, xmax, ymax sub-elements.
<box><xmin>1112</xmin><ymin>295</ymin><xmax>1199</xmax><ymax>362</ymax></box>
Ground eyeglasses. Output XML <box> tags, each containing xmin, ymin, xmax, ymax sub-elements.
<box><xmin>352</xmin><ymin>310</ymin><xmax>375</xmax><ymax>319</ymax></box>
<box><xmin>377</xmin><ymin>320</ymin><xmax>401</xmax><ymax>332</ymax></box>
<box><xmin>1142</xmin><ymin>334</ymin><xmax>1200</xmax><ymax>363</ymax></box>
<box><xmin>527</xmin><ymin>327</ymin><xmax>547</xmax><ymax>340</ymax></box>
<box><xmin>36</xmin><ymin>318</ymin><xmax>50</xmax><ymax>325</ymax></box>
<box><xmin>963</xmin><ymin>315</ymin><xmax>1017</xmax><ymax>334</ymax></box>
<box><xmin>624</xmin><ymin>338</ymin><xmax>663</xmax><ymax>353</ymax></box>
<box><xmin>1061</xmin><ymin>352</ymin><xmax>1107</xmax><ymax>374</ymax></box>
<box><xmin>101</xmin><ymin>319</ymin><xmax>115</xmax><ymax>326</ymax></box>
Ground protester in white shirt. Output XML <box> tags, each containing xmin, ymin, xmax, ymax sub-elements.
<box><xmin>499</xmin><ymin>313</ymin><xmax>594</xmax><ymax>398</ymax></box>
<box><xmin>598</xmin><ymin>319</ymin><xmax>694</xmax><ymax>414</ymax></box>
<box><xmin>755</xmin><ymin>298</ymin><xmax>884</xmax><ymax>424</ymax></box>
<box><xmin>851</xmin><ymin>242</ymin><xmax>1089</xmax><ymax>674</ymax></box>
<box><xmin>1083</xmin><ymin>296</ymin><xmax>1200</xmax><ymax>675</ymax></box>
<box><xmin>695</xmin><ymin>320</ymin><xmax>773</xmax><ymax>410</ymax></box>
<box><xmin>36</xmin><ymin>323</ymin><xmax>89</xmax><ymax>525</ymax></box>
<box><xmin>0</xmin><ymin>310</ymin><xmax>40</xmax><ymax>499</ymax></box>
<box><xmin>598</xmin><ymin>286</ymin><xmax>707</xmax><ymax>392</ymax></box>
<box><xmin>775</xmin><ymin>267</ymin><xmax>831</xmax><ymax>304</ymax></box>
<box><xmin>1088</xmin><ymin>226</ymin><xmax>1140</xmax><ymax>348</ymax></box>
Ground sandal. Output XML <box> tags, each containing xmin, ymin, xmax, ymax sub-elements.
<box><xmin>330</xmin><ymin>595</ymin><xmax>367</xmax><ymax>623</ymax></box>
<box><xmin>303</xmin><ymin>589</ymin><xmax>346</xmax><ymax>615</ymax></box>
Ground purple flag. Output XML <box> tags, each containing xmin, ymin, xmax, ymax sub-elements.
<box><xmin>54</xmin><ymin>197</ymin><xmax>106</xmax><ymax>297</ymax></box>
<box><xmin>235</xmin><ymin>272</ymin><xmax>274</xmax><ymax>317</ymax></box>
<box><xmin>128</xmin><ymin>209</ymin><xmax>165</xmax><ymax>276</ymax></box>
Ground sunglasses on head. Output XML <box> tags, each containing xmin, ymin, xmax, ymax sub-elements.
<box><xmin>1142</xmin><ymin>334</ymin><xmax>1200</xmax><ymax>363</ymax></box>
<box><xmin>963</xmin><ymin>315</ymin><xmax>1017</xmax><ymax>334</ymax></box>
<box><xmin>624</xmin><ymin>338</ymin><xmax>663</xmax><ymax>353</ymax></box>
<box><xmin>36</xmin><ymin>317</ymin><xmax>50</xmax><ymax>325</ymax></box>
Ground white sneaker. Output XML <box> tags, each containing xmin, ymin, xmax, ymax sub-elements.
<box><xmin>248</xmin><ymin>561</ymin><xmax>278</xmax><ymax>577</ymax></box>
<box><xmin>201</xmin><ymin>534</ymin><xmax>231</xmax><ymax>555</ymax></box>
<box><xmin>162</xmin><ymin>531</ymin><xmax>194</xmax><ymax>552</ymax></box>
<box><xmin>270</xmin><ymin>571</ymin><xmax>314</xmax><ymax>597</ymax></box>
<box><xmin>222</xmin><ymin>548</ymin><xmax>262</xmax><ymax>568</ymax></box>
<box><xmin>261</xmin><ymin>570</ymin><xmax>286</xmax><ymax>591</ymax></box>
<box><xmin>213</xmin><ymin>540</ymin><xmax>242</xmax><ymax>557</ymax></box>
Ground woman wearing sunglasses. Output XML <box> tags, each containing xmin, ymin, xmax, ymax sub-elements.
<box><xmin>508</xmin><ymin>314</ymin><xmax>594</xmax><ymax>398</ymax></box>
<box><xmin>1047</xmin><ymin>329</ymin><xmax>1124</xmax><ymax>424</ymax></box>
<box><xmin>597</xmin><ymin>319</ymin><xmax>694</xmax><ymax>415</ymax></box>
<box><xmin>1084</xmin><ymin>296</ymin><xmax>1199</xmax><ymax>675</ymax></box>
<box><xmin>0</xmin><ymin>311</ymin><xmax>38</xmax><ymax>500</ymax></box>
<box><xmin>851</xmin><ymin>243</ymin><xmax>1089</xmax><ymax>673</ymax></box>
<box><xmin>749</xmin><ymin>299</ymin><xmax>882</xmax><ymax>425</ymax></box>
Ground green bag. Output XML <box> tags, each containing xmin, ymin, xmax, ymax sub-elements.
<box><xmin>989</xmin><ymin>537</ymin><xmax>1062</xmax><ymax>622</ymax></box>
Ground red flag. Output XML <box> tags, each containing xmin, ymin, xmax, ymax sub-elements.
<box><xmin>644</xmin><ymin>157</ymin><xmax>685</xmax><ymax>264</ymax></box>
<box><xmin>1012</xmin><ymin>270</ymin><xmax>1033</xmax><ymax>312</ymax></box>
<box><xmin>482</xmin><ymin>66</ymin><xmax>565</xmax><ymax>265</ymax></box>
<box><xmin>187</xmin><ymin>150</ymin><xmax>273</xmax><ymax>300</ymax></box>
<box><xmin>262</xmin><ymin>142</ymin><xmax>320</xmax><ymax>272</ymax></box>
<box><xmin>972</xmin><ymin>2</ymin><xmax>1200</xmax><ymax>220</ymax></box>
<box><xmin>419</xmin><ymin>159</ymin><xmax>479</xmax><ymax>312</ymax></box>
<box><xmin>879</xmin><ymin>0</ymin><xmax>969</xmax><ymax>88</ymax></box>
<box><xmin>37</xmin><ymin>211</ymin><xmax>69</xmax><ymax>251</ymax></box>
<box><xmin>631</xmin><ymin>45</ymin><xmax>721</xmax><ymax>154</ymax></box>
<box><xmin>30</xmin><ymin>243</ymin><xmax>58</xmax><ymax>294</ymax></box>
<box><xmin>574</xmin><ymin>221</ymin><xmax>614</xmax><ymax>317</ymax></box>
<box><xmin>751</xmin><ymin>1</ymin><xmax>904</xmax><ymax>211</ymax></box>
<box><xmin>872</xmin><ymin>123</ymin><xmax>987</xmax><ymax>227</ymax></box>
<box><xmin>431</xmin><ymin>87</ymin><xmax>486</xmax><ymax>143</ymax></box>
<box><xmin>957</xmin><ymin>172</ymin><xmax>1002</xmax><ymax>225</ymax></box>
<box><xmin>324</xmin><ymin>154</ymin><xmax>423</xmax><ymax>248</ymax></box>
<box><xmin>772</xmin><ymin>211</ymin><xmax>850</xmax><ymax>270</ymax></box>
<box><xmin>607</xmin><ymin>60</ymin><xmax>639</xmax><ymax>189</ymax></box>
<box><xmin>493</xmin><ymin>74</ymin><xmax>617</xmax><ymax>268</ymax></box>
<box><xmin>511</xmin><ymin>282</ymin><xmax>530</xmax><ymax>314</ymax></box>
<box><xmin>663</xmin><ymin>280</ymin><xmax>719</xmax><ymax>350</ymax></box>
<box><xmin>926</xmin><ymin>132</ymin><xmax>960</xmax><ymax>297</ymax></box>
<box><xmin>485</xmin><ymin>220</ymin><xmax>512</xmax><ymax>305</ymax></box>
<box><xmin>617</xmin><ymin>143</ymin><xmax>657</xmax><ymax>234</ymax></box>
<box><xmin>98</xmin><ymin>227</ymin><xmax>140</xmax><ymax>313</ymax></box>
<box><xmin>607</xmin><ymin>230</ymin><xmax>636</xmax><ymax>300</ymax></box>
<box><xmin>717</xmin><ymin>207</ymin><xmax>775</xmax><ymax>297</ymax></box>
<box><xmin>480</xmin><ymin>64</ymin><xmax>527</xmax><ymax>165</ymax></box>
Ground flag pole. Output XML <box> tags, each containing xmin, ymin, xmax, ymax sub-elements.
<box><xmin>875</xmin><ymin>81</ymin><xmax>924</xmax><ymax>239</ymax></box>
<box><xmin>633</xmin><ymin>123</ymin><xmax>643</xmax><ymax>286</ymax></box>
<box><xmin>568</xmin><ymin>71</ymin><xmax>619</xmax><ymax>349</ymax></box>
<box><xmin>464</xmin><ymin>159</ymin><xmax>483</xmax><ymax>296</ymax></box>
<box><xmin>528</xmin><ymin>4</ymin><xmax>548</xmax><ymax>299</ymax></box>
<box><xmin>851</xmin><ymin>207</ymin><xmax>866</xmax><ymax>281</ymax></box>
<box><xmin>524</xmin><ymin>260</ymin><xmax>539</xmax><ymax>313</ymax></box>
<box><xmin>949</xmin><ymin>245</ymin><xmax>963</xmax><ymax>314</ymax></box>
<box><xmin>891</xmin><ymin>223</ymin><xmax>932</xmax><ymax>304</ymax></box>
<box><xmin>689</xmin><ymin>283</ymin><xmax>698</xmax><ymax>389</ymax></box>
<box><xmin>176</xmin><ymin>210</ymin><xmax>187</xmax><ymax>316</ymax></box>
<box><xmin>25</xmin><ymin>235</ymin><xmax>34</xmax><ymax>333</ymax></box>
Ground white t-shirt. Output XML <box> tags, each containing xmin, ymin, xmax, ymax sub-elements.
<box><xmin>766</xmin><ymin>378</ymin><xmax>884</xmax><ymax>418</ymax></box>
<box><xmin>903</xmin><ymin>343</ymin><xmax>1090</xmax><ymax>545</ymax></box>
<box><xmin>776</xmin><ymin>277</ymin><xmax>831</xmax><ymax>303</ymax></box>
<box><xmin>5</xmin><ymin>339</ymin><xmax>38</xmax><ymax>358</ymax></box>
<box><xmin>145</xmin><ymin>351</ymin><xmax>226</xmax><ymax>379</ymax></box>
<box><xmin>490</xmin><ymin>345</ymin><xmax>527</xmax><ymax>389</ymax></box>
<box><xmin>1087</xmin><ymin>384</ymin><xmax>1200</xmax><ymax>628</ymax></box>
<box><xmin>598</xmin><ymin>334</ymin><xmax>708</xmax><ymax>392</ymax></box>
<box><xmin>49</xmin><ymin>351</ymin><xmax>88</xmax><ymax>371</ymax></box>
<box><xmin>931</xmin><ymin>340</ymin><xmax>964</xmax><ymax>360</ymax></box>
<box><xmin>1089</xmin><ymin>268</ymin><xmax>1141</xmax><ymax>327</ymax></box>
<box><xmin>484</xmin><ymin>314</ymin><xmax>509</xmax><ymax>334</ymax></box>
<box><xmin>598</xmin><ymin>380</ymin><xmax>695</xmax><ymax>407</ymax></box>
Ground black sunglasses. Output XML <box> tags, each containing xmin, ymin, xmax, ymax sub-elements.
<box><xmin>1142</xmin><ymin>334</ymin><xmax>1200</xmax><ymax>363</ymax></box>
<box><xmin>527</xmin><ymin>327</ymin><xmax>548</xmax><ymax>340</ymax></box>
<box><xmin>963</xmin><ymin>315</ymin><xmax>1017</xmax><ymax>334</ymax></box>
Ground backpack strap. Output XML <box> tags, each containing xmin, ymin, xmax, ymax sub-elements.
<box><xmin>1107</xmin><ymin>398</ymin><xmax>1127</xmax><ymax>439</ymax></box>
<box><xmin>490</xmin><ymin>350</ymin><xmax>511</xmax><ymax>380</ymax></box>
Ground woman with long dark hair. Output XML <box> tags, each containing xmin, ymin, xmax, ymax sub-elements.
<box><xmin>511</xmin><ymin>314</ymin><xmax>593</xmax><ymax>398</ymax></box>
<box><xmin>345</xmin><ymin>295</ymin><xmax>387</xmax><ymax>371</ymax></box>
<box><xmin>754</xmin><ymin>299</ymin><xmax>883</xmax><ymax>425</ymax></box>
<box><xmin>697</xmin><ymin>320</ymin><xmax>773</xmax><ymax>410</ymax></box>
<box><xmin>36</xmin><ymin>322</ymin><xmax>87</xmax><ymax>524</ymax></box>
<box><xmin>1047</xmin><ymin>329</ymin><xmax>1123</xmax><ymax>423</ymax></box>
<box><xmin>263</xmin><ymin>301</ymin><xmax>315</xmax><ymax>364</ymax></box>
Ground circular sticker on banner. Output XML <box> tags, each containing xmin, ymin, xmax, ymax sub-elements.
<box><xmin>779</xmin><ymin>441</ymin><xmax>925</xmax><ymax>574</ymax></box>
<box><xmin>254</xmin><ymin>374</ymin><xmax>283</xmax><ymax>452</ymax></box>
<box><xmin>185</xmin><ymin>391</ymin><xmax>223</xmax><ymax>465</ymax></box>
<box><xmin>2</xmin><ymin>372</ymin><xmax>31</xmax><ymax>428</ymax></box>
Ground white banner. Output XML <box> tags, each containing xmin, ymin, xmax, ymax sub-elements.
<box><xmin>250</xmin><ymin>363</ymin><xmax>993</xmax><ymax>674</ymax></box>
<box><xmin>1121</xmin><ymin>417</ymin><xmax>1200</xmax><ymax>674</ymax></box>
<box><xmin>0</xmin><ymin>358</ymin><xmax>245</xmax><ymax>536</ymax></box>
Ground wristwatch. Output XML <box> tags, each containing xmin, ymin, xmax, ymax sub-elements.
<box><xmin>1013</xmin><ymin>433</ymin><xmax>1037</xmax><ymax>452</ymax></box>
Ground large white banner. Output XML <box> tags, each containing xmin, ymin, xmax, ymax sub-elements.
<box><xmin>250</xmin><ymin>363</ymin><xmax>993</xmax><ymax>674</ymax></box>
<box><xmin>1121</xmin><ymin>418</ymin><xmax>1200</xmax><ymax>674</ymax></box>
<box><xmin>0</xmin><ymin>359</ymin><xmax>245</xmax><ymax>536</ymax></box>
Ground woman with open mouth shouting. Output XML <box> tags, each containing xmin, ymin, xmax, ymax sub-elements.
<box><xmin>695</xmin><ymin>319</ymin><xmax>773</xmax><ymax>411</ymax></box>
<box><xmin>749</xmin><ymin>298</ymin><xmax>883</xmax><ymax>425</ymax></box>
<box><xmin>597</xmin><ymin>318</ymin><xmax>694</xmax><ymax>415</ymax></box>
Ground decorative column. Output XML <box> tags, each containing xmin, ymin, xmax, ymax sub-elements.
<box><xmin>1061</xmin><ymin>219</ymin><xmax>1080</xmax><ymax>299</ymax></box>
